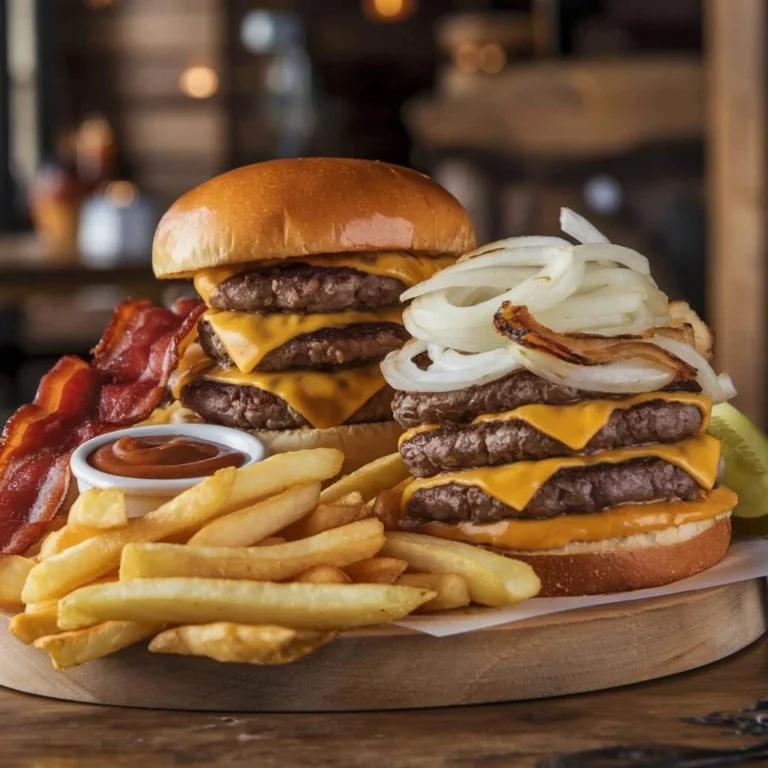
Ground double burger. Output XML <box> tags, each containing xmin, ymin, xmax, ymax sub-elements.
<box><xmin>383</xmin><ymin>210</ymin><xmax>737</xmax><ymax>596</ymax></box>
<box><xmin>153</xmin><ymin>158</ymin><xmax>475</xmax><ymax>474</ymax></box>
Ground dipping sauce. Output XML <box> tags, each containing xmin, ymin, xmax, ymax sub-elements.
<box><xmin>88</xmin><ymin>435</ymin><xmax>247</xmax><ymax>479</ymax></box>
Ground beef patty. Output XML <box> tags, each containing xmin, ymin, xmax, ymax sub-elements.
<box><xmin>198</xmin><ymin>317</ymin><xmax>408</xmax><ymax>373</ymax></box>
<box><xmin>209</xmin><ymin>263</ymin><xmax>405</xmax><ymax>313</ymax></box>
<box><xmin>400</xmin><ymin>400</ymin><xmax>704</xmax><ymax>477</ymax></box>
<box><xmin>403</xmin><ymin>458</ymin><xmax>705</xmax><ymax>524</ymax></box>
<box><xmin>392</xmin><ymin>370</ymin><xmax>701</xmax><ymax>428</ymax></box>
<box><xmin>181</xmin><ymin>378</ymin><xmax>395</xmax><ymax>431</ymax></box>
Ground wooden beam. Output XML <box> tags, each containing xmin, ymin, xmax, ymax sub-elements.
<box><xmin>707</xmin><ymin>0</ymin><xmax>768</xmax><ymax>425</ymax></box>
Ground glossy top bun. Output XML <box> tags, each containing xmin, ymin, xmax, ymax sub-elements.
<box><xmin>153</xmin><ymin>158</ymin><xmax>476</xmax><ymax>278</ymax></box>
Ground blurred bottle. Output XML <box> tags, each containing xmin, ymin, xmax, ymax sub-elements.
<box><xmin>28</xmin><ymin>155</ymin><xmax>87</xmax><ymax>260</ymax></box>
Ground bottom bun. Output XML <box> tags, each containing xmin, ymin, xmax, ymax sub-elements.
<box><xmin>501</xmin><ymin>514</ymin><xmax>732</xmax><ymax>597</ymax></box>
<box><xmin>252</xmin><ymin>422</ymin><xmax>404</xmax><ymax>477</ymax></box>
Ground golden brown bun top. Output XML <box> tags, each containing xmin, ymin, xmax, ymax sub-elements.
<box><xmin>153</xmin><ymin>158</ymin><xmax>476</xmax><ymax>278</ymax></box>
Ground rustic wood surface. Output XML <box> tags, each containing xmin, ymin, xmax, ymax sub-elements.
<box><xmin>0</xmin><ymin>623</ymin><xmax>767</xmax><ymax>767</ymax></box>
<box><xmin>706</xmin><ymin>0</ymin><xmax>768</xmax><ymax>428</ymax></box>
<box><xmin>1</xmin><ymin>580</ymin><xmax>764</xmax><ymax>713</ymax></box>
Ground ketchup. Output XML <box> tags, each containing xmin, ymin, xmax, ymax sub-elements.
<box><xmin>88</xmin><ymin>435</ymin><xmax>246</xmax><ymax>480</ymax></box>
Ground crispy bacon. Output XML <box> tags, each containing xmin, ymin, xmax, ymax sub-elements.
<box><xmin>0</xmin><ymin>298</ymin><xmax>204</xmax><ymax>554</ymax></box>
<box><xmin>494</xmin><ymin>303</ymin><xmax>699</xmax><ymax>382</ymax></box>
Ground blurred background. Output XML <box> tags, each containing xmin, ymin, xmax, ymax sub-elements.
<box><xmin>0</xmin><ymin>0</ymin><xmax>763</xmax><ymax>424</ymax></box>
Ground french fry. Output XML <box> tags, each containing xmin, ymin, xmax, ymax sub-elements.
<box><xmin>344</xmin><ymin>557</ymin><xmax>408</xmax><ymax>584</ymax></box>
<box><xmin>34</xmin><ymin>621</ymin><xmax>163</xmax><ymax>670</ymax></box>
<box><xmin>120</xmin><ymin>519</ymin><xmax>385</xmax><ymax>582</ymax></box>
<box><xmin>25</xmin><ymin>599</ymin><xmax>58</xmax><ymax>613</ymax></box>
<box><xmin>38</xmin><ymin>524</ymin><xmax>103</xmax><ymax>560</ymax></box>
<box><xmin>293</xmin><ymin>565</ymin><xmax>352</xmax><ymax>584</ymax></box>
<box><xmin>253</xmin><ymin>536</ymin><xmax>286</xmax><ymax>547</ymax></box>
<box><xmin>68</xmin><ymin>488</ymin><xmax>128</xmax><ymax>530</ymax></box>
<box><xmin>10</xmin><ymin>604</ymin><xmax>62</xmax><ymax>644</ymax></box>
<box><xmin>149</xmin><ymin>623</ymin><xmax>335</xmax><ymax>665</ymax></box>
<box><xmin>397</xmin><ymin>573</ymin><xmax>471</xmax><ymax>612</ymax></box>
<box><xmin>189</xmin><ymin>482</ymin><xmax>320</xmax><ymax>547</ymax></box>
<box><xmin>23</xmin><ymin>517</ymin><xmax>68</xmax><ymax>558</ymax></box>
<box><xmin>282</xmin><ymin>499</ymin><xmax>370</xmax><ymax>540</ymax></box>
<box><xmin>381</xmin><ymin>532</ymin><xmax>541</xmax><ymax>607</ymax></box>
<box><xmin>226</xmin><ymin>449</ymin><xmax>343</xmax><ymax>512</ymax></box>
<box><xmin>370</xmin><ymin>479</ymin><xmax>411</xmax><ymax>530</ymax></box>
<box><xmin>0</xmin><ymin>555</ymin><xmax>34</xmax><ymax>608</ymax></box>
<box><xmin>320</xmin><ymin>452</ymin><xmax>409</xmax><ymax>504</ymax></box>
<box><xmin>58</xmin><ymin>578</ymin><xmax>436</xmax><ymax>631</ymax></box>
<box><xmin>22</xmin><ymin>468</ymin><xmax>235</xmax><ymax>603</ymax></box>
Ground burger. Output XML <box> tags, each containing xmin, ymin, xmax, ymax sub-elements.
<box><xmin>152</xmin><ymin>158</ymin><xmax>475</xmax><ymax>474</ymax></box>
<box><xmin>382</xmin><ymin>208</ymin><xmax>737</xmax><ymax>596</ymax></box>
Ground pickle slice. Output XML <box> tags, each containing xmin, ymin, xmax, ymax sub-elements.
<box><xmin>708</xmin><ymin>402</ymin><xmax>768</xmax><ymax>520</ymax></box>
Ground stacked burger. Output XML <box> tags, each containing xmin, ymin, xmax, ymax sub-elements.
<box><xmin>154</xmin><ymin>158</ymin><xmax>475</xmax><ymax>474</ymax></box>
<box><xmin>383</xmin><ymin>209</ymin><xmax>737</xmax><ymax>596</ymax></box>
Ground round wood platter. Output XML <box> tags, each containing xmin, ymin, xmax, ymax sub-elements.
<box><xmin>1</xmin><ymin>579</ymin><xmax>765</xmax><ymax>712</ymax></box>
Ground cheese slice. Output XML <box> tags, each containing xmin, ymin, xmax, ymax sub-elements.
<box><xmin>402</xmin><ymin>435</ymin><xmax>722</xmax><ymax>512</ymax></box>
<box><xmin>416</xmin><ymin>486</ymin><xmax>737</xmax><ymax>551</ymax></box>
<box><xmin>193</xmin><ymin>252</ymin><xmax>456</xmax><ymax>303</ymax></box>
<box><xmin>399</xmin><ymin>392</ymin><xmax>712</xmax><ymax>451</ymax></box>
<box><xmin>203</xmin><ymin>306</ymin><xmax>404</xmax><ymax>374</ymax></box>
<box><xmin>202</xmin><ymin>363</ymin><xmax>387</xmax><ymax>430</ymax></box>
<box><xmin>170</xmin><ymin>342</ymin><xmax>213</xmax><ymax>401</ymax></box>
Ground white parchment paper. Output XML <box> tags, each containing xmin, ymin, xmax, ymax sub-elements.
<box><xmin>392</xmin><ymin>536</ymin><xmax>768</xmax><ymax>637</ymax></box>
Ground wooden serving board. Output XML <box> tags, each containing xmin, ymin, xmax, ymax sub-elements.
<box><xmin>1</xmin><ymin>580</ymin><xmax>765</xmax><ymax>712</ymax></box>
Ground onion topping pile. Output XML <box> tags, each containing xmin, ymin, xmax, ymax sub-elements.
<box><xmin>382</xmin><ymin>208</ymin><xmax>736</xmax><ymax>402</ymax></box>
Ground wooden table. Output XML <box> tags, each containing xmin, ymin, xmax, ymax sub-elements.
<box><xmin>1</xmin><ymin>635</ymin><xmax>767</xmax><ymax>767</ymax></box>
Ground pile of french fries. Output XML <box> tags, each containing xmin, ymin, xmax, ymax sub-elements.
<box><xmin>0</xmin><ymin>448</ymin><xmax>541</xmax><ymax>670</ymax></box>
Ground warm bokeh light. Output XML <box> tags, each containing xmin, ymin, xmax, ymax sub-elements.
<box><xmin>104</xmin><ymin>181</ymin><xmax>138</xmax><ymax>208</ymax></box>
<box><xmin>179</xmin><ymin>66</ymin><xmax>219</xmax><ymax>99</ymax></box>
<box><xmin>362</xmin><ymin>0</ymin><xmax>416</xmax><ymax>23</ymax></box>
<box><xmin>455</xmin><ymin>43</ymin><xmax>480</xmax><ymax>74</ymax></box>
<box><xmin>479</xmin><ymin>43</ymin><xmax>507</xmax><ymax>74</ymax></box>
<box><xmin>86</xmin><ymin>0</ymin><xmax>117</xmax><ymax>7</ymax></box>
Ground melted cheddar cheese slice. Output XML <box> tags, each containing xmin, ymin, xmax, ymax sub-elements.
<box><xmin>203</xmin><ymin>306</ymin><xmax>403</xmax><ymax>374</ymax></box>
<box><xmin>402</xmin><ymin>435</ymin><xmax>722</xmax><ymax>512</ymax></box>
<box><xmin>202</xmin><ymin>363</ymin><xmax>387</xmax><ymax>430</ymax></box>
<box><xmin>193</xmin><ymin>252</ymin><xmax>457</xmax><ymax>303</ymax></box>
<box><xmin>416</xmin><ymin>486</ymin><xmax>736</xmax><ymax>551</ymax></box>
<box><xmin>398</xmin><ymin>392</ymin><xmax>712</xmax><ymax>451</ymax></box>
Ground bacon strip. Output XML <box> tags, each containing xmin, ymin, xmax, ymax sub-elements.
<box><xmin>494</xmin><ymin>303</ymin><xmax>699</xmax><ymax>382</ymax></box>
<box><xmin>0</xmin><ymin>298</ymin><xmax>204</xmax><ymax>554</ymax></box>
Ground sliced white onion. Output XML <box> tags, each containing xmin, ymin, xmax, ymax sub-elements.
<box><xmin>459</xmin><ymin>235</ymin><xmax>571</xmax><ymax>261</ymax></box>
<box><xmin>516</xmin><ymin>347</ymin><xmax>676</xmax><ymax>394</ymax></box>
<box><xmin>381</xmin><ymin>341</ymin><xmax>521</xmax><ymax>393</ymax></box>
<box><xmin>573</xmin><ymin>243</ymin><xmax>651</xmax><ymax>276</ymax></box>
<box><xmin>560</xmin><ymin>207</ymin><xmax>609</xmax><ymax>244</ymax></box>
<box><xmin>717</xmin><ymin>372</ymin><xmax>738</xmax><ymax>400</ymax></box>
<box><xmin>385</xmin><ymin>207</ymin><xmax>731</xmax><ymax>398</ymax></box>
<box><xmin>650</xmin><ymin>336</ymin><xmax>731</xmax><ymax>403</ymax></box>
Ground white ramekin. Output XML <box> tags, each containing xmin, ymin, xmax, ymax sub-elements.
<box><xmin>70</xmin><ymin>424</ymin><xmax>266</xmax><ymax>518</ymax></box>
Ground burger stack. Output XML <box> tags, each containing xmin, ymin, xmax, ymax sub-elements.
<box><xmin>383</xmin><ymin>213</ymin><xmax>737</xmax><ymax>596</ymax></box>
<box><xmin>153</xmin><ymin>158</ymin><xmax>475</xmax><ymax>474</ymax></box>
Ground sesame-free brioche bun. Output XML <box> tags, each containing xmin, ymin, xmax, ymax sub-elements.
<box><xmin>253</xmin><ymin>421</ymin><xmax>404</xmax><ymax>478</ymax></box>
<box><xmin>153</xmin><ymin>158</ymin><xmax>476</xmax><ymax>279</ymax></box>
<box><xmin>503</xmin><ymin>514</ymin><xmax>732</xmax><ymax>597</ymax></box>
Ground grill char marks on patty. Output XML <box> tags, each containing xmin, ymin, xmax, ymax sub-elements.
<box><xmin>198</xmin><ymin>317</ymin><xmax>408</xmax><ymax>373</ymax></box>
<box><xmin>181</xmin><ymin>377</ymin><xmax>395</xmax><ymax>431</ymax></box>
<box><xmin>392</xmin><ymin>370</ymin><xmax>702</xmax><ymax>428</ymax></box>
<box><xmin>209</xmin><ymin>263</ymin><xmax>406</xmax><ymax>313</ymax></box>
<box><xmin>400</xmin><ymin>401</ymin><xmax>704</xmax><ymax>477</ymax></box>
<box><xmin>403</xmin><ymin>458</ymin><xmax>705</xmax><ymax>525</ymax></box>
